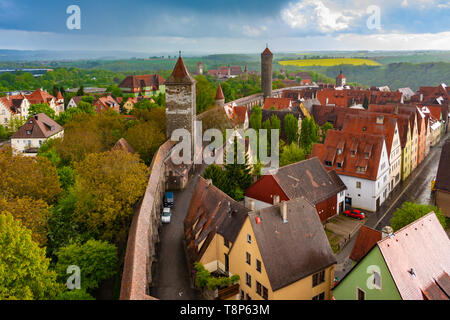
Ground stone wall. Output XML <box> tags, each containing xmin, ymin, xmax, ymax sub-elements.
<box><xmin>120</xmin><ymin>140</ymin><xmax>175</xmax><ymax>300</ymax></box>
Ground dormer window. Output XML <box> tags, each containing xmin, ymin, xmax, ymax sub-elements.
<box><xmin>356</xmin><ymin>166</ymin><xmax>367</xmax><ymax>173</ymax></box>
<box><xmin>26</xmin><ymin>130</ymin><xmax>31</xmax><ymax>135</ymax></box>
<box><xmin>337</xmin><ymin>161</ymin><xmax>344</xmax><ymax>168</ymax></box>
<box><xmin>324</xmin><ymin>160</ymin><xmax>332</xmax><ymax>167</ymax></box>
<box><xmin>364</xmin><ymin>152</ymin><xmax>370</xmax><ymax>159</ymax></box>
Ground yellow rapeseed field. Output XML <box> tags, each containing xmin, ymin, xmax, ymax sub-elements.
<box><xmin>279</xmin><ymin>58</ymin><xmax>382</xmax><ymax>67</ymax></box>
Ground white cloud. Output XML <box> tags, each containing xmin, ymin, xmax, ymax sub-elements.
<box><xmin>281</xmin><ymin>0</ymin><xmax>365</xmax><ymax>33</ymax></box>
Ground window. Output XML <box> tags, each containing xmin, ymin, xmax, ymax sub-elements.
<box><xmin>312</xmin><ymin>270</ymin><xmax>325</xmax><ymax>287</ymax></box>
<box><xmin>312</xmin><ymin>292</ymin><xmax>325</xmax><ymax>300</ymax></box>
<box><xmin>324</xmin><ymin>160</ymin><xmax>332</xmax><ymax>167</ymax></box>
<box><xmin>247</xmin><ymin>234</ymin><xmax>252</xmax><ymax>244</ymax></box>
<box><xmin>246</xmin><ymin>273</ymin><xmax>252</xmax><ymax>288</ymax></box>
<box><xmin>357</xmin><ymin>288</ymin><xmax>366</xmax><ymax>300</ymax></box>
<box><xmin>373</xmin><ymin>271</ymin><xmax>382</xmax><ymax>289</ymax></box>
<box><xmin>240</xmin><ymin>290</ymin><xmax>245</xmax><ymax>300</ymax></box>
<box><xmin>356</xmin><ymin>181</ymin><xmax>362</xmax><ymax>189</ymax></box>
<box><xmin>256</xmin><ymin>281</ymin><xmax>262</xmax><ymax>296</ymax></box>
<box><xmin>256</xmin><ymin>259</ymin><xmax>262</xmax><ymax>273</ymax></box>
<box><xmin>262</xmin><ymin>286</ymin><xmax>268</xmax><ymax>300</ymax></box>
<box><xmin>246</xmin><ymin>252</ymin><xmax>251</xmax><ymax>265</ymax></box>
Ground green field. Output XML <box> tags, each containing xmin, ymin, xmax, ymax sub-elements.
<box><xmin>279</xmin><ymin>58</ymin><xmax>382</xmax><ymax>67</ymax></box>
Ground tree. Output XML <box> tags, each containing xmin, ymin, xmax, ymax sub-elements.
<box><xmin>300</xmin><ymin>117</ymin><xmax>319</xmax><ymax>154</ymax></box>
<box><xmin>0</xmin><ymin>213</ymin><xmax>61</xmax><ymax>300</ymax></box>
<box><xmin>203</xmin><ymin>165</ymin><xmax>228</xmax><ymax>192</ymax></box>
<box><xmin>76</xmin><ymin>86</ymin><xmax>85</xmax><ymax>96</ymax></box>
<box><xmin>77</xmin><ymin>100</ymin><xmax>95</xmax><ymax>113</ymax></box>
<box><xmin>0</xmin><ymin>150</ymin><xmax>62</xmax><ymax>204</ymax></box>
<box><xmin>320</xmin><ymin>122</ymin><xmax>333</xmax><ymax>143</ymax></box>
<box><xmin>125</xmin><ymin>120</ymin><xmax>166</xmax><ymax>165</ymax></box>
<box><xmin>195</xmin><ymin>75</ymin><xmax>216</xmax><ymax>113</ymax></box>
<box><xmin>280</xmin><ymin>143</ymin><xmax>306</xmax><ymax>167</ymax></box>
<box><xmin>106</xmin><ymin>85</ymin><xmax>123</xmax><ymax>99</ymax></box>
<box><xmin>28</xmin><ymin>103</ymin><xmax>56</xmax><ymax>119</ymax></box>
<box><xmin>0</xmin><ymin>197</ymin><xmax>50</xmax><ymax>246</ymax></box>
<box><xmin>363</xmin><ymin>96</ymin><xmax>369</xmax><ymax>110</ymax></box>
<box><xmin>249</xmin><ymin>106</ymin><xmax>262</xmax><ymax>131</ymax></box>
<box><xmin>285</xmin><ymin>114</ymin><xmax>299</xmax><ymax>145</ymax></box>
<box><xmin>390</xmin><ymin>202</ymin><xmax>447</xmax><ymax>231</ymax></box>
<box><xmin>55</xmin><ymin>240</ymin><xmax>118</xmax><ymax>292</ymax></box>
<box><xmin>133</xmin><ymin>99</ymin><xmax>159</xmax><ymax>110</ymax></box>
<box><xmin>73</xmin><ymin>150</ymin><xmax>149</xmax><ymax>243</ymax></box>
<box><xmin>55</xmin><ymin>289</ymin><xmax>95</xmax><ymax>300</ymax></box>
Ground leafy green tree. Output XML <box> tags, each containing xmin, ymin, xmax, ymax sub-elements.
<box><xmin>73</xmin><ymin>150</ymin><xmax>149</xmax><ymax>243</ymax></box>
<box><xmin>300</xmin><ymin>117</ymin><xmax>319</xmax><ymax>154</ymax></box>
<box><xmin>390</xmin><ymin>202</ymin><xmax>446</xmax><ymax>231</ymax></box>
<box><xmin>223</xmin><ymin>139</ymin><xmax>253</xmax><ymax>201</ymax></box>
<box><xmin>77</xmin><ymin>101</ymin><xmax>95</xmax><ymax>113</ymax></box>
<box><xmin>249</xmin><ymin>106</ymin><xmax>262</xmax><ymax>131</ymax></box>
<box><xmin>58</xmin><ymin>166</ymin><xmax>76</xmax><ymax>191</ymax></box>
<box><xmin>195</xmin><ymin>75</ymin><xmax>215</xmax><ymax>113</ymax></box>
<box><xmin>285</xmin><ymin>114</ymin><xmax>299</xmax><ymax>145</ymax></box>
<box><xmin>125</xmin><ymin>120</ymin><xmax>166</xmax><ymax>165</ymax></box>
<box><xmin>320</xmin><ymin>122</ymin><xmax>334</xmax><ymax>143</ymax></box>
<box><xmin>81</xmin><ymin>96</ymin><xmax>94</xmax><ymax>104</ymax></box>
<box><xmin>28</xmin><ymin>103</ymin><xmax>56</xmax><ymax>119</ymax></box>
<box><xmin>55</xmin><ymin>289</ymin><xmax>95</xmax><ymax>300</ymax></box>
<box><xmin>203</xmin><ymin>165</ymin><xmax>228</xmax><ymax>192</ymax></box>
<box><xmin>0</xmin><ymin>213</ymin><xmax>61</xmax><ymax>300</ymax></box>
<box><xmin>106</xmin><ymin>85</ymin><xmax>123</xmax><ymax>99</ymax></box>
<box><xmin>76</xmin><ymin>86</ymin><xmax>85</xmax><ymax>96</ymax></box>
<box><xmin>280</xmin><ymin>143</ymin><xmax>306</xmax><ymax>167</ymax></box>
<box><xmin>0</xmin><ymin>150</ymin><xmax>62</xmax><ymax>205</ymax></box>
<box><xmin>133</xmin><ymin>99</ymin><xmax>159</xmax><ymax>110</ymax></box>
<box><xmin>55</xmin><ymin>240</ymin><xmax>118</xmax><ymax>292</ymax></box>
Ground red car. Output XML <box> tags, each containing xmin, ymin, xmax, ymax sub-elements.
<box><xmin>344</xmin><ymin>209</ymin><xmax>366</xmax><ymax>220</ymax></box>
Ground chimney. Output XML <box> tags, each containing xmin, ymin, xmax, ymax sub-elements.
<box><xmin>247</xmin><ymin>199</ymin><xmax>255</xmax><ymax>211</ymax></box>
<box><xmin>273</xmin><ymin>195</ymin><xmax>280</xmax><ymax>205</ymax></box>
<box><xmin>281</xmin><ymin>201</ymin><xmax>288</xmax><ymax>224</ymax></box>
<box><xmin>382</xmin><ymin>226</ymin><xmax>394</xmax><ymax>238</ymax></box>
<box><xmin>206</xmin><ymin>179</ymin><xmax>213</xmax><ymax>187</ymax></box>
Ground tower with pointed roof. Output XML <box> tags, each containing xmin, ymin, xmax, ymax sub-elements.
<box><xmin>165</xmin><ymin>55</ymin><xmax>197</xmax><ymax>144</ymax></box>
<box><xmin>261</xmin><ymin>45</ymin><xmax>273</xmax><ymax>99</ymax></box>
<box><xmin>336</xmin><ymin>70</ymin><xmax>346</xmax><ymax>87</ymax></box>
<box><xmin>215</xmin><ymin>84</ymin><xmax>225</xmax><ymax>108</ymax></box>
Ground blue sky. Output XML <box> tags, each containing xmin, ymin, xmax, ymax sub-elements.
<box><xmin>1</xmin><ymin>0</ymin><xmax>450</xmax><ymax>53</ymax></box>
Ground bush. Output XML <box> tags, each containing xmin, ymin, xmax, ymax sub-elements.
<box><xmin>194</xmin><ymin>262</ymin><xmax>240</xmax><ymax>291</ymax></box>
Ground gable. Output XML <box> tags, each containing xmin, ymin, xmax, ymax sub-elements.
<box><xmin>245</xmin><ymin>175</ymin><xmax>289</xmax><ymax>205</ymax></box>
<box><xmin>333</xmin><ymin>246</ymin><xmax>401</xmax><ymax>300</ymax></box>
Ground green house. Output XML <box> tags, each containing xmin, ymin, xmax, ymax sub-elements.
<box><xmin>333</xmin><ymin>212</ymin><xmax>450</xmax><ymax>300</ymax></box>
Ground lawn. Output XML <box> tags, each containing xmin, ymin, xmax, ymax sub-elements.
<box><xmin>279</xmin><ymin>58</ymin><xmax>382</xmax><ymax>67</ymax></box>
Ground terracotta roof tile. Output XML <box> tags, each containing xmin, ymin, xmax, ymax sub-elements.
<box><xmin>349</xmin><ymin>226</ymin><xmax>382</xmax><ymax>262</ymax></box>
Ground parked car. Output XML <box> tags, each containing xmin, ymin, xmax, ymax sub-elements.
<box><xmin>161</xmin><ymin>207</ymin><xmax>172</xmax><ymax>224</ymax></box>
<box><xmin>344</xmin><ymin>209</ymin><xmax>365</xmax><ymax>220</ymax></box>
<box><xmin>164</xmin><ymin>192</ymin><xmax>174</xmax><ymax>208</ymax></box>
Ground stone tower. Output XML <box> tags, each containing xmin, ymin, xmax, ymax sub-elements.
<box><xmin>242</xmin><ymin>65</ymin><xmax>248</xmax><ymax>81</ymax></box>
<box><xmin>261</xmin><ymin>45</ymin><xmax>273</xmax><ymax>99</ymax></box>
<box><xmin>166</xmin><ymin>55</ymin><xmax>196</xmax><ymax>144</ymax></box>
<box><xmin>336</xmin><ymin>70</ymin><xmax>346</xmax><ymax>87</ymax></box>
<box><xmin>215</xmin><ymin>84</ymin><xmax>225</xmax><ymax>108</ymax></box>
<box><xmin>197</xmin><ymin>62</ymin><xmax>204</xmax><ymax>75</ymax></box>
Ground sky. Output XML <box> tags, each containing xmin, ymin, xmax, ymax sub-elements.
<box><xmin>0</xmin><ymin>0</ymin><xmax>450</xmax><ymax>54</ymax></box>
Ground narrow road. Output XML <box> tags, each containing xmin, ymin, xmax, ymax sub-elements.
<box><xmin>150</xmin><ymin>165</ymin><xmax>205</xmax><ymax>300</ymax></box>
<box><xmin>335</xmin><ymin>133</ymin><xmax>448</xmax><ymax>278</ymax></box>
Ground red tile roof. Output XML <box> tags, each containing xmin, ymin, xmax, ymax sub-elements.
<box><xmin>377</xmin><ymin>212</ymin><xmax>450</xmax><ymax>300</ymax></box>
<box><xmin>311</xmin><ymin>130</ymin><xmax>386</xmax><ymax>181</ymax></box>
<box><xmin>119</xmin><ymin>74</ymin><xmax>165</xmax><ymax>91</ymax></box>
<box><xmin>263</xmin><ymin>97</ymin><xmax>291</xmax><ymax>110</ymax></box>
<box><xmin>166</xmin><ymin>57</ymin><xmax>195</xmax><ymax>84</ymax></box>
<box><xmin>262</xmin><ymin>47</ymin><xmax>273</xmax><ymax>55</ymax></box>
<box><xmin>26</xmin><ymin>89</ymin><xmax>55</xmax><ymax>105</ymax></box>
<box><xmin>215</xmin><ymin>84</ymin><xmax>225</xmax><ymax>100</ymax></box>
<box><xmin>349</xmin><ymin>226</ymin><xmax>382</xmax><ymax>262</ymax></box>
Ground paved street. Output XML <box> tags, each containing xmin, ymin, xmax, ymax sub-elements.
<box><xmin>335</xmin><ymin>132</ymin><xmax>449</xmax><ymax>279</ymax></box>
<box><xmin>150</xmin><ymin>166</ymin><xmax>205</xmax><ymax>300</ymax></box>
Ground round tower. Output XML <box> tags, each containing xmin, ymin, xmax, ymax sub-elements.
<box><xmin>261</xmin><ymin>45</ymin><xmax>273</xmax><ymax>99</ymax></box>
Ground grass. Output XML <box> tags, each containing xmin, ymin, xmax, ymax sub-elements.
<box><xmin>325</xmin><ymin>229</ymin><xmax>341</xmax><ymax>254</ymax></box>
<box><xmin>279</xmin><ymin>58</ymin><xmax>382</xmax><ymax>67</ymax></box>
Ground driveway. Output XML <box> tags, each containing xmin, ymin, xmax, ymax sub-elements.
<box><xmin>150</xmin><ymin>165</ymin><xmax>205</xmax><ymax>300</ymax></box>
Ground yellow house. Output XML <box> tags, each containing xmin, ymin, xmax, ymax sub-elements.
<box><xmin>395</xmin><ymin>115</ymin><xmax>412</xmax><ymax>181</ymax></box>
<box><xmin>229</xmin><ymin>199</ymin><xmax>336</xmax><ymax>300</ymax></box>
<box><xmin>123</xmin><ymin>97</ymin><xmax>137</xmax><ymax>112</ymax></box>
<box><xmin>184</xmin><ymin>178</ymin><xmax>337</xmax><ymax>301</ymax></box>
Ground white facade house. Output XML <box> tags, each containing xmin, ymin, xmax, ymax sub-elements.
<box><xmin>338</xmin><ymin>141</ymin><xmax>390</xmax><ymax>212</ymax></box>
<box><xmin>0</xmin><ymin>94</ymin><xmax>30</xmax><ymax>127</ymax></box>
<box><xmin>11</xmin><ymin>113</ymin><xmax>64</xmax><ymax>156</ymax></box>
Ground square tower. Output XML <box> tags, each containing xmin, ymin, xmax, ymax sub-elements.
<box><xmin>166</xmin><ymin>56</ymin><xmax>197</xmax><ymax>143</ymax></box>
